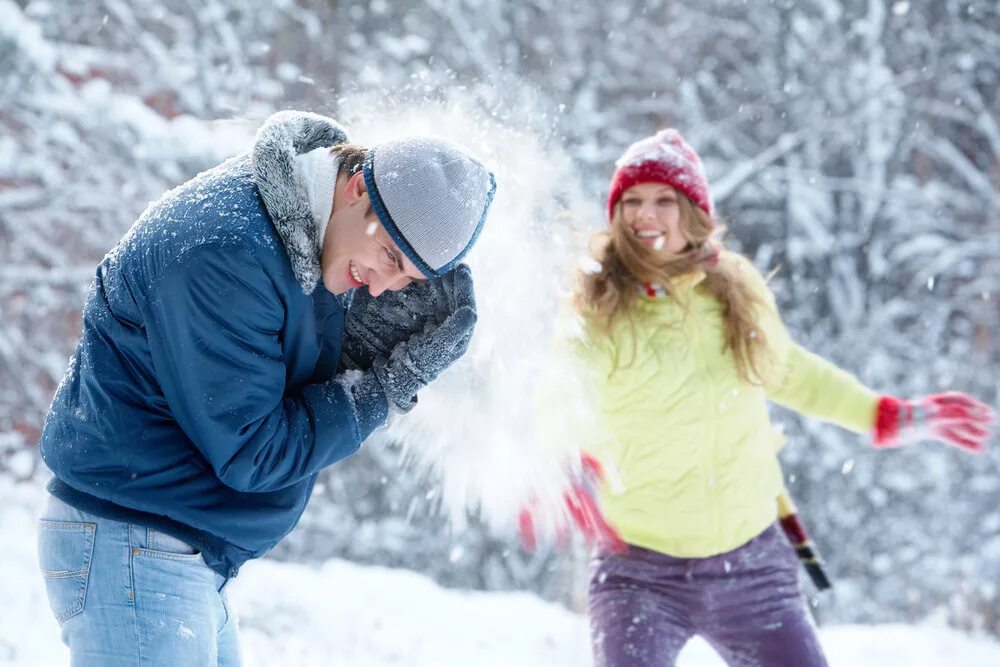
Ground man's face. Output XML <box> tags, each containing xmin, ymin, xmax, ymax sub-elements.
<box><xmin>321</xmin><ymin>172</ymin><xmax>426</xmax><ymax>296</ymax></box>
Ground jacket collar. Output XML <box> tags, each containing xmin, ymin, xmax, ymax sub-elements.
<box><xmin>250</xmin><ymin>111</ymin><xmax>350</xmax><ymax>294</ymax></box>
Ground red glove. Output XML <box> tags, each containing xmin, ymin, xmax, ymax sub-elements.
<box><xmin>518</xmin><ymin>454</ymin><xmax>626</xmax><ymax>553</ymax></box>
<box><xmin>873</xmin><ymin>392</ymin><xmax>995</xmax><ymax>453</ymax></box>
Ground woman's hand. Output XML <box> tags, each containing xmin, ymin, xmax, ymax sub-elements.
<box><xmin>873</xmin><ymin>392</ymin><xmax>995</xmax><ymax>453</ymax></box>
<box><xmin>518</xmin><ymin>454</ymin><xmax>627</xmax><ymax>553</ymax></box>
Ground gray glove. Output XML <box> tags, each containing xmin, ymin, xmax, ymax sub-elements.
<box><xmin>334</xmin><ymin>265</ymin><xmax>476</xmax><ymax>435</ymax></box>
<box><xmin>372</xmin><ymin>302</ymin><xmax>477</xmax><ymax>411</ymax></box>
<box><xmin>342</xmin><ymin>263</ymin><xmax>477</xmax><ymax>371</ymax></box>
<box><xmin>337</xmin><ymin>296</ymin><xmax>476</xmax><ymax>435</ymax></box>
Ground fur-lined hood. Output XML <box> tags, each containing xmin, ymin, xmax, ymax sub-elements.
<box><xmin>250</xmin><ymin>111</ymin><xmax>349</xmax><ymax>293</ymax></box>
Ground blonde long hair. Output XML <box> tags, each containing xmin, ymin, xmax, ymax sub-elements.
<box><xmin>574</xmin><ymin>193</ymin><xmax>774</xmax><ymax>385</ymax></box>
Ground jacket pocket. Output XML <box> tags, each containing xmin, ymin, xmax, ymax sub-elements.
<box><xmin>37</xmin><ymin>519</ymin><xmax>97</xmax><ymax>623</ymax></box>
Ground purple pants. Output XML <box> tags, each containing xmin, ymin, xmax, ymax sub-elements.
<box><xmin>588</xmin><ymin>524</ymin><xmax>828</xmax><ymax>667</ymax></box>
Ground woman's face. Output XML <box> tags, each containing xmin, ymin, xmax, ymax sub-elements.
<box><xmin>619</xmin><ymin>183</ymin><xmax>687</xmax><ymax>254</ymax></box>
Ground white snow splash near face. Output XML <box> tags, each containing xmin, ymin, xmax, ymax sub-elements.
<box><xmin>340</xmin><ymin>94</ymin><xmax>601</xmax><ymax>538</ymax></box>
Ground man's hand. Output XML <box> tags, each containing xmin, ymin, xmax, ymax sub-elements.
<box><xmin>335</xmin><ymin>265</ymin><xmax>476</xmax><ymax>427</ymax></box>
<box><xmin>343</xmin><ymin>264</ymin><xmax>476</xmax><ymax>370</ymax></box>
<box><xmin>874</xmin><ymin>392</ymin><xmax>995</xmax><ymax>453</ymax></box>
<box><xmin>373</xmin><ymin>303</ymin><xmax>476</xmax><ymax>411</ymax></box>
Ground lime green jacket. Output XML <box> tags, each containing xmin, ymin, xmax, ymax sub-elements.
<box><xmin>571</xmin><ymin>251</ymin><xmax>878</xmax><ymax>558</ymax></box>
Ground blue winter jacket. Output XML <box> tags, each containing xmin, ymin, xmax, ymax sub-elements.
<box><xmin>40</xmin><ymin>112</ymin><xmax>386</xmax><ymax>578</ymax></box>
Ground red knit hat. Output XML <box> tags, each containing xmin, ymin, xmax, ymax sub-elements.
<box><xmin>606</xmin><ymin>129</ymin><xmax>714</xmax><ymax>221</ymax></box>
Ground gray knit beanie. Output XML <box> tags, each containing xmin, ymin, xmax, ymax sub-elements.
<box><xmin>363</xmin><ymin>137</ymin><xmax>496</xmax><ymax>277</ymax></box>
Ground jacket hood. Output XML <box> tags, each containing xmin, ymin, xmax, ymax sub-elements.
<box><xmin>251</xmin><ymin>111</ymin><xmax>350</xmax><ymax>293</ymax></box>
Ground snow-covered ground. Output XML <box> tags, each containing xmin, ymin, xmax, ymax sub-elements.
<box><xmin>5</xmin><ymin>479</ymin><xmax>1000</xmax><ymax>667</ymax></box>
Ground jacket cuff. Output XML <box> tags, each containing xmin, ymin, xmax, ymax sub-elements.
<box><xmin>337</xmin><ymin>370</ymin><xmax>389</xmax><ymax>440</ymax></box>
<box><xmin>873</xmin><ymin>395</ymin><xmax>903</xmax><ymax>448</ymax></box>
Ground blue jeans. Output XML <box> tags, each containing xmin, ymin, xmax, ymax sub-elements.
<box><xmin>37</xmin><ymin>494</ymin><xmax>241</xmax><ymax>666</ymax></box>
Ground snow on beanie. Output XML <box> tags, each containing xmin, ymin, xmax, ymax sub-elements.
<box><xmin>363</xmin><ymin>137</ymin><xmax>496</xmax><ymax>278</ymax></box>
<box><xmin>606</xmin><ymin>129</ymin><xmax>714</xmax><ymax>221</ymax></box>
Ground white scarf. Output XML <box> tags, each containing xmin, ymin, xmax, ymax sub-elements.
<box><xmin>294</xmin><ymin>146</ymin><xmax>341</xmax><ymax>251</ymax></box>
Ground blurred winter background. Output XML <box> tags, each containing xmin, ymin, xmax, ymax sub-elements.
<box><xmin>1</xmin><ymin>0</ymin><xmax>998</xmax><ymax>664</ymax></box>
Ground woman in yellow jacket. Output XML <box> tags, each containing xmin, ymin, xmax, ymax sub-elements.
<box><xmin>556</xmin><ymin>130</ymin><xmax>994</xmax><ymax>667</ymax></box>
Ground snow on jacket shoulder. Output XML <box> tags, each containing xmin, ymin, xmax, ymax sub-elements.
<box><xmin>571</xmin><ymin>251</ymin><xmax>878</xmax><ymax>558</ymax></box>
<box><xmin>39</xmin><ymin>112</ymin><xmax>384</xmax><ymax>578</ymax></box>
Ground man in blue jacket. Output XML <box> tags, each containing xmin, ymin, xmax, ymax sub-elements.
<box><xmin>36</xmin><ymin>110</ymin><xmax>496</xmax><ymax>665</ymax></box>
